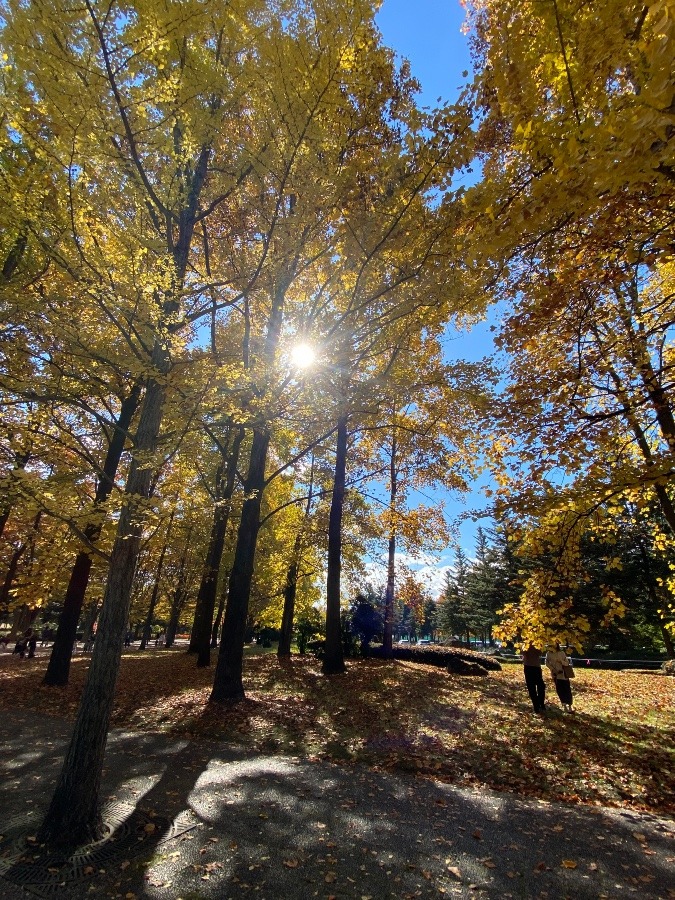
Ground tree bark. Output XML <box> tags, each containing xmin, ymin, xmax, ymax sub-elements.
<box><xmin>278</xmin><ymin>538</ymin><xmax>301</xmax><ymax>658</ymax></box>
<box><xmin>1</xmin><ymin>509</ymin><xmax>42</xmax><ymax>628</ymax></box>
<box><xmin>43</xmin><ymin>384</ymin><xmax>141</xmax><ymax>686</ymax></box>
<box><xmin>7</xmin><ymin>603</ymin><xmax>39</xmax><ymax>641</ymax></box>
<box><xmin>139</xmin><ymin>511</ymin><xmax>173</xmax><ymax>650</ymax></box>
<box><xmin>210</xmin><ymin>267</ymin><xmax>289</xmax><ymax>700</ymax></box>
<box><xmin>191</xmin><ymin>428</ymin><xmax>243</xmax><ymax>666</ymax></box>
<box><xmin>166</xmin><ymin>533</ymin><xmax>192</xmax><ymax>648</ymax></box>
<box><xmin>323</xmin><ymin>415</ymin><xmax>348</xmax><ymax>676</ymax></box>
<box><xmin>210</xmin><ymin>576</ymin><xmax>228</xmax><ymax>648</ymax></box>
<box><xmin>38</xmin><ymin>362</ymin><xmax>167</xmax><ymax>847</ymax></box>
<box><xmin>278</xmin><ymin>455</ymin><xmax>315</xmax><ymax>658</ymax></box>
<box><xmin>210</xmin><ymin>427</ymin><xmax>270</xmax><ymax>702</ymax></box>
<box><xmin>383</xmin><ymin>430</ymin><xmax>397</xmax><ymax>658</ymax></box>
<box><xmin>0</xmin><ymin>449</ymin><xmax>31</xmax><ymax>541</ymax></box>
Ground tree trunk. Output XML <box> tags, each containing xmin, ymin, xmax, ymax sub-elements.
<box><xmin>38</xmin><ymin>364</ymin><xmax>166</xmax><ymax>847</ymax></box>
<box><xmin>323</xmin><ymin>415</ymin><xmax>348</xmax><ymax>676</ymax></box>
<box><xmin>278</xmin><ymin>538</ymin><xmax>301</xmax><ymax>658</ymax></box>
<box><xmin>165</xmin><ymin>588</ymin><xmax>186</xmax><ymax>648</ymax></box>
<box><xmin>0</xmin><ymin>540</ymin><xmax>29</xmax><ymax>616</ymax></box>
<box><xmin>383</xmin><ymin>431</ymin><xmax>397</xmax><ymax>658</ymax></box>
<box><xmin>209</xmin><ymin>268</ymin><xmax>289</xmax><ymax>701</ymax></box>
<box><xmin>210</xmin><ymin>428</ymin><xmax>270</xmax><ymax>702</ymax></box>
<box><xmin>43</xmin><ymin>384</ymin><xmax>141</xmax><ymax>686</ymax></box>
<box><xmin>0</xmin><ymin>450</ymin><xmax>31</xmax><ymax>541</ymax></box>
<box><xmin>210</xmin><ymin>576</ymin><xmax>228</xmax><ymax>648</ymax></box>
<box><xmin>187</xmin><ymin>461</ymin><xmax>225</xmax><ymax>655</ymax></box>
<box><xmin>278</xmin><ymin>455</ymin><xmax>315</xmax><ymax>659</ymax></box>
<box><xmin>8</xmin><ymin>604</ymin><xmax>39</xmax><ymax>641</ymax></box>
<box><xmin>191</xmin><ymin>428</ymin><xmax>243</xmax><ymax>666</ymax></box>
<box><xmin>660</xmin><ymin>621</ymin><xmax>675</xmax><ymax>659</ymax></box>
<box><xmin>139</xmin><ymin>512</ymin><xmax>173</xmax><ymax>650</ymax></box>
<box><xmin>1</xmin><ymin>509</ymin><xmax>42</xmax><ymax>628</ymax></box>
<box><xmin>165</xmin><ymin>533</ymin><xmax>192</xmax><ymax>648</ymax></box>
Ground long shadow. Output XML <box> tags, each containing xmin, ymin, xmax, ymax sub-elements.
<box><xmin>1</xmin><ymin>705</ymin><xmax>674</xmax><ymax>899</ymax></box>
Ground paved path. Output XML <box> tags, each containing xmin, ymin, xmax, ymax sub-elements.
<box><xmin>1</xmin><ymin>710</ymin><xmax>673</xmax><ymax>899</ymax></box>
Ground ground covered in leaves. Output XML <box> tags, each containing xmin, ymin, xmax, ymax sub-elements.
<box><xmin>1</xmin><ymin>649</ymin><xmax>673</xmax><ymax>816</ymax></box>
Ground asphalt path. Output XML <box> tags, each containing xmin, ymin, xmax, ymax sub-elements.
<box><xmin>0</xmin><ymin>709</ymin><xmax>673</xmax><ymax>899</ymax></box>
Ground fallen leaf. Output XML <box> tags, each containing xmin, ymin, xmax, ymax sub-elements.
<box><xmin>561</xmin><ymin>860</ymin><xmax>577</xmax><ymax>869</ymax></box>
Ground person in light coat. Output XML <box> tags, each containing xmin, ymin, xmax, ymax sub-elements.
<box><xmin>545</xmin><ymin>643</ymin><xmax>574</xmax><ymax>712</ymax></box>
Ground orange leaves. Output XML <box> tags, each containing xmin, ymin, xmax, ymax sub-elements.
<box><xmin>1</xmin><ymin>651</ymin><xmax>673</xmax><ymax>816</ymax></box>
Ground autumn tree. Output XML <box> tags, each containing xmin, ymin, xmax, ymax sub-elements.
<box><xmin>209</xmin><ymin>0</ymin><xmax>472</xmax><ymax>697</ymax></box>
<box><xmin>463</xmin><ymin>0</ymin><xmax>675</xmax><ymax>644</ymax></box>
<box><xmin>0</xmin><ymin>0</ymin><xmax>297</xmax><ymax>844</ymax></box>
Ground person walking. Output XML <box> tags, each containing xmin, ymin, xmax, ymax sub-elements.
<box><xmin>522</xmin><ymin>644</ymin><xmax>546</xmax><ymax>713</ymax></box>
<box><xmin>545</xmin><ymin>643</ymin><xmax>574</xmax><ymax>712</ymax></box>
<box><xmin>13</xmin><ymin>631</ymin><xmax>29</xmax><ymax>659</ymax></box>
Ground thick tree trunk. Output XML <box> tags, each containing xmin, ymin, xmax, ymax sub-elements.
<box><xmin>323</xmin><ymin>415</ymin><xmax>348</xmax><ymax>676</ymax></box>
<box><xmin>43</xmin><ymin>551</ymin><xmax>93</xmax><ymax>682</ymax></box>
<box><xmin>43</xmin><ymin>384</ymin><xmax>141</xmax><ymax>686</ymax></box>
<box><xmin>210</xmin><ymin>428</ymin><xmax>270</xmax><ymax>702</ymax></box>
<box><xmin>38</xmin><ymin>366</ymin><xmax>166</xmax><ymax>847</ymax></box>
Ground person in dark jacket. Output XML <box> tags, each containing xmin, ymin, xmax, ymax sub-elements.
<box><xmin>13</xmin><ymin>631</ymin><xmax>30</xmax><ymax>659</ymax></box>
<box><xmin>522</xmin><ymin>644</ymin><xmax>546</xmax><ymax>713</ymax></box>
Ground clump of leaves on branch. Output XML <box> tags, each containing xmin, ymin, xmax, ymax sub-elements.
<box><xmin>462</xmin><ymin>0</ymin><xmax>675</xmax><ymax>646</ymax></box>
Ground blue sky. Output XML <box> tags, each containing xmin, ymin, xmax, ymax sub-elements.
<box><xmin>376</xmin><ymin>0</ymin><xmax>472</xmax><ymax>109</ymax></box>
<box><xmin>370</xmin><ymin>0</ymin><xmax>498</xmax><ymax>586</ymax></box>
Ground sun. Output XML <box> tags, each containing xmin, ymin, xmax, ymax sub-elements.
<box><xmin>290</xmin><ymin>343</ymin><xmax>317</xmax><ymax>369</ymax></box>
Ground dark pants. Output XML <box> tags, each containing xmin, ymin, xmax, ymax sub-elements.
<box><xmin>555</xmin><ymin>677</ymin><xmax>573</xmax><ymax>706</ymax></box>
<box><xmin>524</xmin><ymin>665</ymin><xmax>546</xmax><ymax>711</ymax></box>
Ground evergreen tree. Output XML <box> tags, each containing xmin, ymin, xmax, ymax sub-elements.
<box><xmin>436</xmin><ymin>546</ymin><xmax>471</xmax><ymax>644</ymax></box>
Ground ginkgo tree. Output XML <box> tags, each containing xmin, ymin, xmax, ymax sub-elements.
<box><xmin>463</xmin><ymin>0</ymin><xmax>675</xmax><ymax>647</ymax></box>
<box><xmin>1</xmin><ymin>0</ymin><xmax>306</xmax><ymax>844</ymax></box>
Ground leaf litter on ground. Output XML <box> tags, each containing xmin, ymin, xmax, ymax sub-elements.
<box><xmin>1</xmin><ymin>650</ymin><xmax>673</xmax><ymax>814</ymax></box>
